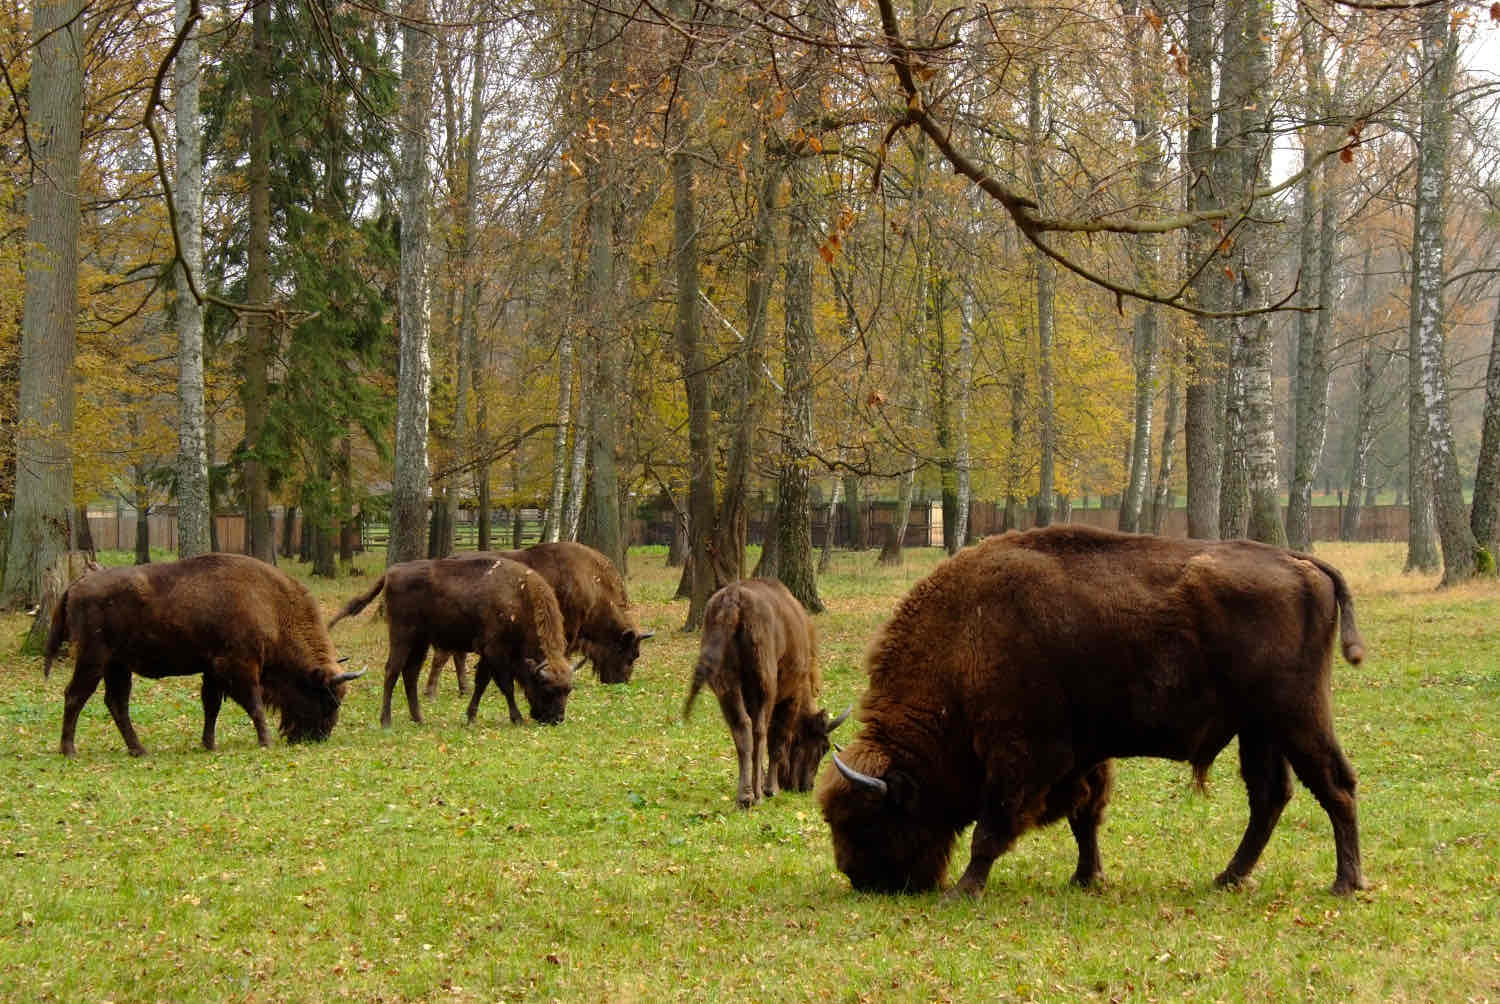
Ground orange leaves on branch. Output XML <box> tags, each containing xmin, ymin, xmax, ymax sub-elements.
<box><xmin>1492</xmin><ymin>2</ymin><xmax>1500</xmax><ymax>21</ymax></box>
<box><xmin>1341</xmin><ymin>119</ymin><xmax>1367</xmax><ymax>165</ymax></box>
<box><xmin>867</xmin><ymin>390</ymin><xmax>887</xmax><ymax>408</ymax></box>
<box><xmin>818</xmin><ymin>204</ymin><xmax>858</xmax><ymax>264</ymax></box>
<box><xmin>1168</xmin><ymin>43</ymin><xmax>1188</xmax><ymax>77</ymax></box>
<box><xmin>1144</xmin><ymin>7</ymin><xmax>1163</xmax><ymax>32</ymax></box>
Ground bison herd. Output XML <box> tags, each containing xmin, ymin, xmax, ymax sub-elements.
<box><xmin>41</xmin><ymin>526</ymin><xmax>1370</xmax><ymax>899</ymax></box>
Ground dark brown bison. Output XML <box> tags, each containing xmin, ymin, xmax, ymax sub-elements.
<box><xmin>683</xmin><ymin>578</ymin><xmax>848</xmax><ymax>808</ymax></box>
<box><xmin>42</xmin><ymin>554</ymin><xmax>364</xmax><ymax>756</ymax></box>
<box><xmin>329</xmin><ymin>555</ymin><xmax>575</xmax><ymax>726</ymax></box>
<box><xmin>818</xmin><ymin>525</ymin><xmax>1368</xmax><ymax>898</ymax></box>
<box><xmin>424</xmin><ymin>541</ymin><xmax>651</xmax><ymax>696</ymax></box>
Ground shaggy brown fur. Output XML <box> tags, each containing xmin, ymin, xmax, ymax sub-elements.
<box><xmin>424</xmin><ymin>542</ymin><xmax>648</xmax><ymax>698</ymax></box>
<box><xmin>43</xmin><ymin>554</ymin><xmax>361</xmax><ymax>756</ymax></box>
<box><xmin>330</xmin><ymin>555</ymin><xmax>573</xmax><ymax>726</ymax></box>
<box><xmin>683</xmin><ymin>578</ymin><xmax>843</xmax><ymax>808</ymax></box>
<box><xmin>817</xmin><ymin>525</ymin><xmax>1368</xmax><ymax>898</ymax></box>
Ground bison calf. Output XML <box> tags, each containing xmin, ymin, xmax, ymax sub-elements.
<box><xmin>43</xmin><ymin>554</ymin><xmax>363</xmax><ymax>756</ymax></box>
<box><xmin>423</xmin><ymin>541</ymin><xmax>651</xmax><ymax>698</ymax></box>
<box><xmin>330</xmin><ymin>555</ymin><xmax>575</xmax><ymax>727</ymax></box>
<box><xmin>819</xmin><ymin>525</ymin><xmax>1369</xmax><ymax>898</ymax></box>
<box><xmin>683</xmin><ymin>578</ymin><xmax>846</xmax><ymax>808</ymax></box>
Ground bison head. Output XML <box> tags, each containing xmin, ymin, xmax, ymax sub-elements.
<box><xmin>518</xmin><ymin>656</ymin><xmax>579</xmax><ymax>725</ymax></box>
<box><xmin>278</xmin><ymin>667</ymin><xmax>365</xmax><ymax>743</ymax></box>
<box><xmin>817</xmin><ymin>744</ymin><xmax>959</xmax><ymax>894</ymax></box>
<box><xmin>589</xmin><ymin>627</ymin><xmax>653</xmax><ymax>685</ymax></box>
<box><xmin>776</xmin><ymin>705</ymin><xmax>852</xmax><ymax>792</ymax></box>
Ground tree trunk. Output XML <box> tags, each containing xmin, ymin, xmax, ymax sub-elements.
<box><xmin>1027</xmin><ymin>63</ymin><xmax>1056</xmax><ymax>529</ymax></box>
<box><xmin>773</xmin><ymin>163</ymin><xmax>824</xmax><ymax>613</ymax></box>
<box><xmin>1469</xmin><ymin>293</ymin><xmax>1500</xmax><ymax>558</ymax></box>
<box><xmin>1182</xmin><ymin>0</ymin><xmax>1222</xmax><ymax>540</ymax></box>
<box><xmin>388</xmin><ymin>1</ymin><xmax>436</xmax><ymax>566</ymax></box>
<box><xmin>242</xmin><ymin>0</ymin><xmax>275</xmax><ymax>565</ymax></box>
<box><xmin>1151</xmin><ymin>345</ymin><xmax>1181</xmax><ymax>535</ymax></box>
<box><xmin>173</xmin><ymin>0</ymin><xmax>210</xmax><ymax>560</ymax></box>
<box><xmin>544</xmin><ymin>332</ymin><xmax>574</xmax><ymax>545</ymax></box>
<box><xmin>953</xmin><ymin>282</ymin><xmax>975</xmax><ymax>551</ymax></box>
<box><xmin>1412</xmin><ymin>0</ymin><xmax>1475</xmax><ymax>585</ymax></box>
<box><xmin>1</xmin><ymin>0</ymin><xmax>83</xmax><ymax>610</ymax></box>
<box><xmin>1406</xmin><ymin>203</ymin><xmax>1441</xmax><ymax>572</ymax></box>
<box><xmin>818</xmin><ymin>475</ymin><xmax>843</xmax><ymax>573</ymax></box>
<box><xmin>1341</xmin><ymin>245</ymin><xmax>1386</xmax><ymax>543</ymax></box>
<box><xmin>134</xmin><ymin>496</ymin><xmax>152</xmax><ymax>566</ymax></box>
<box><xmin>280</xmin><ymin>503</ymin><xmax>297</xmax><ymax>558</ymax></box>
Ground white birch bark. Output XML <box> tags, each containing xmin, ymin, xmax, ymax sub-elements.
<box><xmin>174</xmin><ymin>0</ymin><xmax>210</xmax><ymax>558</ymax></box>
<box><xmin>388</xmin><ymin>2</ymin><xmax>436</xmax><ymax>565</ymax></box>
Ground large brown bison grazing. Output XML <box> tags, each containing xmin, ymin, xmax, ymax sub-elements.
<box><xmin>423</xmin><ymin>541</ymin><xmax>650</xmax><ymax>697</ymax></box>
<box><xmin>42</xmin><ymin>554</ymin><xmax>364</xmax><ymax>756</ymax></box>
<box><xmin>329</xmin><ymin>555</ymin><xmax>575</xmax><ymax>727</ymax></box>
<box><xmin>683</xmin><ymin>578</ymin><xmax>848</xmax><ymax>808</ymax></box>
<box><xmin>817</xmin><ymin>525</ymin><xmax>1369</xmax><ymax>898</ymax></box>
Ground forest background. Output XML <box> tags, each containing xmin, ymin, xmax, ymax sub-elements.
<box><xmin>2</xmin><ymin>0</ymin><xmax>1500</xmax><ymax>629</ymax></box>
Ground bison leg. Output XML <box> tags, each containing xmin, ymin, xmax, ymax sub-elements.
<box><xmin>1059</xmin><ymin>762</ymin><xmax>1113</xmax><ymax>888</ymax></box>
<box><xmin>493</xmin><ymin>667</ymin><xmax>525</xmax><ymax>726</ymax></box>
<box><xmin>58</xmin><ymin>656</ymin><xmax>105</xmax><ymax>757</ymax></box>
<box><xmin>1281</xmin><ymin>728</ymin><xmax>1366</xmax><ymax>895</ymax></box>
<box><xmin>381</xmin><ymin>640</ymin><xmax>427</xmax><ymax>727</ymax></box>
<box><xmin>102</xmin><ymin>665</ymin><xmax>148</xmax><ymax>757</ymax></box>
<box><xmin>1215</xmin><ymin>731</ymin><xmax>1292</xmax><ymax>891</ymax></box>
<box><xmin>755</xmin><ymin>702</ymin><xmax>777</xmax><ymax>800</ymax></box>
<box><xmin>453</xmin><ymin>652</ymin><xmax>470</xmax><ymax>696</ymax></box>
<box><xmin>422</xmin><ymin>649</ymin><xmax>451</xmax><ymax>700</ymax></box>
<box><xmin>201</xmin><ymin>677</ymin><xmax>224</xmax><ymax>751</ymax></box>
<box><xmin>464</xmin><ymin>661</ymin><xmax>493</xmax><ymax>724</ymax></box>
<box><xmin>949</xmin><ymin>817</ymin><xmax>1022</xmax><ymax>898</ymax></box>
<box><xmin>716</xmin><ymin>690</ymin><xmax>759</xmax><ymax>808</ymax></box>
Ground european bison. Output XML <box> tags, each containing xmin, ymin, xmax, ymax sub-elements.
<box><xmin>42</xmin><ymin>553</ymin><xmax>363</xmax><ymax>756</ymax></box>
<box><xmin>683</xmin><ymin>578</ymin><xmax>847</xmax><ymax>808</ymax></box>
<box><xmin>818</xmin><ymin>525</ymin><xmax>1368</xmax><ymax>897</ymax></box>
<box><xmin>329</xmin><ymin>555</ymin><xmax>575</xmax><ymax>726</ymax></box>
<box><xmin>424</xmin><ymin>541</ymin><xmax>650</xmax><ymax>697</ymax></box>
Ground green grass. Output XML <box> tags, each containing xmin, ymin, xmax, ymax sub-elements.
<box><xmin>2</xmin><ymin>543</ymin><xmax>1498</xmax><ymax>1001</ymax></box>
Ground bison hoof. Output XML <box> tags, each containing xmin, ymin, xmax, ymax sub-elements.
<box><xmin>127</xmin><ymin>746</ymin><xmax>148</xmax><ymax>758</ymax></box>
<box><xmin>1331</xmin><ymin>875</ymin><xmax>1369</xmax><ymax>896</ymax></box>
<box><xmin>737</xmin><ymin>792</ymin><xmax>757</xmax><ymax>809</ymax></box>
<box><xmin>942</xmin><ymin>879</ymin><xmax>984</xmax><ymax>900</ymax></box>
<box><xmin>59</xmin><ymin>744</ymin><xmax>76</xmax><ymax>757</ymax></box>
<box><xmin>1213</xmin><ymin>870</ymin><xmax>1252</xmax><ymax>891</ymax></box>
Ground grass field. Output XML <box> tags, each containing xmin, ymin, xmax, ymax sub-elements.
<box><xmin>1</xmin><ymin>542</ymin><xmax>1497</xmax><ymax>1002</ymax></box>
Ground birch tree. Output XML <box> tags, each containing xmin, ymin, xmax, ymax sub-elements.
<box><xmin>388</xmin><ymin>1</ymin><xmax>436</xmax><ymax>565</ymax></box>
<box><xmin>174</xmin><ymin>0</ymin><xmax>210</xmax><ymax>558</ymax></box>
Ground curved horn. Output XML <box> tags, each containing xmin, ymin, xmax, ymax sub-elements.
<box><xmin>332</xmin><ymin>667</ymin><xmax>366</xmax><ymax>684</ymax></box>
<box><xmin>570</xmin><ymin>656</ymin><xmax>588</xmax><ymax>673</ymax></box>
<box><xmin>832</xmin><ymin>751</ymin><xmax>888</xmax><ymax>796</ymax></box>
<box><xmin>825</xmin><ymin>704</ymin><xmax>853</xmax><ymax>734</ymax></box>
<box><xmin>336</xmin><ymin>655</ymin><xmax>351</xmax><ymax>664</ymax></box>
<box><xmin>635</xmin><ymin>629</ymin><xmax>655</xmax><ymax>641</ymax></box>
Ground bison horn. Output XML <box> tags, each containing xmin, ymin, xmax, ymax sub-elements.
<box><xmin>570</xmin><ymin>656</ymin><xmax>588</xmax><ymax>673</ymax></box>
<box><xmin>332</xmin><ymin>668</ymin><xmax>366</xmax><ymax>684</ymax></box>
<box><xmin>825</xmin><ymin>704</ymin><xmax>853</xmax><ymax>734</ymax></box>
<box><xmin>832</xmin><ymin>751</ymin><xmax>888</xmax><ymax>796</ymax></box>
<box><xmin>636</xmin><ymin>629</ymin><xmax>655</xmax><ymax>641</ymax></box>
<box><xmin>336</xmin><ymin>655</ymin><xmax>351</xmax><ymax>664</ymax></box>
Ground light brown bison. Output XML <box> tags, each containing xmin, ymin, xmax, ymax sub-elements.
<box><xmin>42</xmin><ymin>554</ymin><xmax>363</xmax><ymax>756</ymax></box>
<box><xmin>818</xmin><ymin>525</ymin><xmax>1368</xmax><ymax>898</ymax></box>
<box><xmin>329</xmin><ymin>555</ymin><xmax>575</xmax><ymax>726</ymax></box>
<box><xmin>423</xmin><ymin>541</ymin><xmax>650</xmax><ymax>698</ymax></box>
<box><xmin>683</xmin><ymin>578</ymin><xmax>848</xmax><ymax>808</ymax></box>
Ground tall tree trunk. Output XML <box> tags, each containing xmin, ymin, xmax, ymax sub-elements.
<box><xmin>818</xmin><ymin>476</ymin><xmax>843</xmax><ymax>573</ymax></box>
<box><xmin>773</xmin><ymin>163</ymin><xmax>824</xmax><ymax>613</ymax></box>
<box><xmin>671</xmin><ymin>53</ymin><xmax>718</xmax><ymax>630</ymax></box>
<box><xmin>242</xmin><ymin>0</ymin><xmax>275</xmax><ymax>564</ymax></box>
<box><xmin>1412</xmin><ymin>0</ymin><xmax>1475</xmax><ymax>584</ymax></box>
<box><xmin>173</xmin><ymin>0</ymin><xmax>210</xmax><ymax>560</ymax></box>
<box><xmin>2</xmin><ymin>0</ymin><xmax>83</xmax><ymax>613</ymax></box>
<box><xmin>1182</xmin><ymin>0</ymin><xmax>1222</xmax><ymax>540</ymax></box>
<box><xmin>1028</xmin><ymin>62</ymin><xmax>1056</xmax><ymax>529</ymax></box>
<box><xmin>544</xmin><ymin>332</ymin><xmax>574</xmax><ymax>544</ymax></box>
<box><xmin>1151</xmin><ymin>344</ymin><xmax>1181</xmax><ymax>535</ymax></box>
<box><xmin>388</xmin><ymin>0</ymin><xmax>436</xmax><ymax>566</ymax></box>
<box><xmin>953</xmin><ymin>280</ymin><xmax>975</xmax><ymax>551</ymax></box>
<box><xmin>1469</xmin><ymin>293</ymin><xmax>1500</xmax><ymax>558</ymax></box>
<box><xmin>563</xmin><ymin>391</ymin><xmax>589</xmax><ymax>541</ymax></box>
<box><xmin>134</xmin><ymin>493</ymin><xmax>151</xmax><ymax>566</ymax></box>
<box><xmin>1406</xmin><ymin>205</ymin><xmax>1441</xmax><ymax>571</ymax></box>
<box><xmin>1341</xmin><ymin>245</ymin><xmax>1386</xmax><ymax>542</ymax></box>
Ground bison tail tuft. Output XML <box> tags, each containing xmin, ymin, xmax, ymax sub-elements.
<box><xmin>681</xmin><ymin>661</ymin><xmax>711</xmax><ymax>721</ymax></box>
<box><xmin>41</xmin><ymin>590</ymin><xmax>69</xmax><ymax>679</ymax></box>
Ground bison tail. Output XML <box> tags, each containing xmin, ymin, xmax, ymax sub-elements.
<box><xmin>42</xmin><ymin>589</ymin><xmax>69</xmax><ymax>679</ymax></box>
<box><xmin>327</xmin><ymin>574</ymin><xmax>387</xmax><ymax>629</ymax></box>
<box><xmin>1309</xmin><ymin>556</ymin><xmax>1365</xmax><ymax>665</ymax></box>
<box><xmin>681</xmin><ymin>661</ymin><xmax>712</xmax><ymax>722</ymax></box>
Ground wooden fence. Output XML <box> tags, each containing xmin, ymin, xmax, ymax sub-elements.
<box><xmin>86</xmin><ymin>500</ymin><xmax>1414</xmax><ymax>557</ymax></box>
